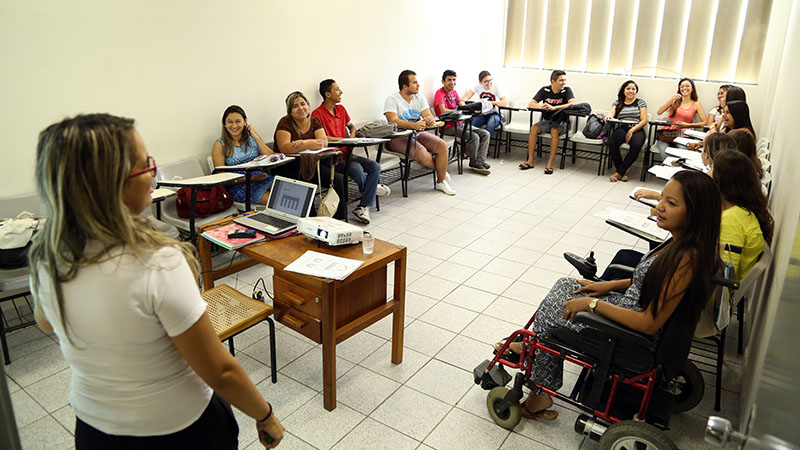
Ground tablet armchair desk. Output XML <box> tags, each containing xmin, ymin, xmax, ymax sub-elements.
<box><xmin>198</xmin><ymin>216</ymin><xmax>407</xmax><ymax>411</ymax></box>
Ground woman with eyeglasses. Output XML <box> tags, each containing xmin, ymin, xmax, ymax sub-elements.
<box><xmin>462</xmin><ymin>70</ymin><xmax>508</xmax><ymax>138</ymax></box>
<box><xmin>30</xmin><ymin>114</ymin><xmax>284</xmax><ymax>449</ymax></box>
<box><xmin>211</xmin><ymin>105</ymin><xmax>276</xmax><ymax>205</ymax></box>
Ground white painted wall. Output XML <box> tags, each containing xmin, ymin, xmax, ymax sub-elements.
<box><xmin>0</xmin><ymin>0</ymin><xmax>490</xmax><ymax>196</ymax></box>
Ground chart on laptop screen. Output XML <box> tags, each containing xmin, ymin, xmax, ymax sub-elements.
<box><xmin>270</xmin><ymin>180</ymin><xmax>309</xmax><ymax>216</ymax></box>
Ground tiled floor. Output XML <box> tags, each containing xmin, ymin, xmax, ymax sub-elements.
<box><xmin>4</xmin><ymin>149</ymin><xmax>744</xmax><ymax>449</ymax></box>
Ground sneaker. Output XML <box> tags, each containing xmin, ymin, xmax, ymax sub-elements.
<box><xmin>444</xmin><ymin>172</ymin><xmax>452</xmax><ymax>183</ymax></box>
<box><xmin>469</xmin><ymin>162</ymin><xmax>491</xmax><ymax>175</ymax></box>
<box><xmin>483</xmin><ymin>161</ymin><xmax>491</xmax><ymax>169</ymax></box>
<box><xmin>352</xmin><ymin>206</ymin><xmax>371</xmax><ymax>224</ymax></box>
<box><xmin>435</xmin><ymin>180</ymin><xmax>456</xmax><ymax>196</ymax></box>
<box><xmin>376</xmin><ymin>184</ymin><xmax>391</xmax><ymax>197</ymax></box>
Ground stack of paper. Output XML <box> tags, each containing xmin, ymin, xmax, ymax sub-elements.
<box><xmin>334</xmin><ymin>138</ymin><xmax>388</xmax><ymax>145</ymax></box>
<box><xmin>684</xmin><ymin>129</ymin><xmax>707</xmax><ymax>139</ymax></box>
<box><xmin>648</xmin><ymin>165</ymin><xmax>683</xmax><ymax>180</ymax></box>
<box><xmin>673</xmin><ymin>136</ymin><xmax>701</xmax><ymax>147</ymax></box>
<box><xmin>606</xmin><ymin>209</ymin><xmax>670</xmax><ymax>242</ymax></box>
<box><xmin>284</xmin><ymin>251</ymin><xmax>364</xmax><ymax>281</ymax></box>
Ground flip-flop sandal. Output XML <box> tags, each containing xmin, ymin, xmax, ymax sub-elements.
<box><xmin>609</xmin><ymin>174</ymin><xmax>620</xmax><ymax>182</ymax></box>
<box><xmin>493</xmin><ymin>341</ymin><xmax>521</xmax><ymax>359</ymax></box>
<box><xmin>520</xmin><ymin>404</ymin><xmax>559</xmax><ymax>420</ymax></box>
<box><xmin>621</xmin><ymin>175</ymin><xmax>629</xmax><ymax>182</ymax></box>
<box><xmin>519</xmin><ymin>162</ymin><xmax>534</xmax><ymax>170</ymax></box>
<box><xmin>544</xmin><ymin>167</ymin><xmax>554</xmax><ymax>175</ymax></box>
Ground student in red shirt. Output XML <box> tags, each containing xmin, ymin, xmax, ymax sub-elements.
<box><xmin>312</xmin><ymin>79</ymin><xmax>390</xmax><ymax>224</ymax></box>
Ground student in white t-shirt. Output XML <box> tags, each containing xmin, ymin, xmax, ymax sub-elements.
<box><xmin>384</xmin><ymin>69</ymin><xmax>456</xmax><ymax>195</ymax></box>
<box><xmin>462</xmin><ymin>70</ymin><xmax>508</xmax><ymax>138</ymax></box>
<box><xmin>30</xmin><ymin>114</ymin><xmax>284</xmax><ymax>449</ymax></box>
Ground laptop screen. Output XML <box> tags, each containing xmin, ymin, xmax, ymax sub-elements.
<box><xmin>267</xmin><ymin>177</ymin><xmax>315</xmax><ymax>217</ymax></box>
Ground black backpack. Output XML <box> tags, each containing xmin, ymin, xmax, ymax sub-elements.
<box><xmin>582</xmin><ymin>113</ymin><xmax>606</xmax><ymax>139</ymax></box>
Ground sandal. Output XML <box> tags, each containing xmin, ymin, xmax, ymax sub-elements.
<box><xmin>621</xmin><ymin>174</ymin><xmax>629</xmax><ymax>182</ymax></box>
<box><xmin>544</xmin><ymin>167</ymin><xmax>554</xmax><ymax>175</ymax></box>
<box><xmin>519</xmin><ymin>162</ymin><xmax>534</xmax><ymax>170</ymax></box>
<box><xmin>520</xmin><ymin>405</ymin><xmax>559</xmax><ymax>420</ymax></box>
<box><xmin>609</xmin><ymin>173</ymin><xmax>621</xmax><ymax>182</ymax></box>
<box><xmin>493</xmin><ymin>341</ymin><xmax>521</xmax><ymax>359</ymax></box>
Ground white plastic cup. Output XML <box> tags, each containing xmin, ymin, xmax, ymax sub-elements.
<box><xmin>362</xmin><ymin>231</ymin><xmax>374</xmax><ymax>255</ymax></box>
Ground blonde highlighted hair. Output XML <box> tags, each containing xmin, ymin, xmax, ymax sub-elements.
<box><xmin>29</xmin><ymin>113</ymin><xmax>199</xmax><ymax>343</ymax></box>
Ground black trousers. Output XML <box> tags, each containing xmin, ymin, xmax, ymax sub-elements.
<box><xmin>608</xmin><ymin>127</ymin><xmax>646</xmax><ymax>176</ymax></box>
<box><xmin>75</xmin><ymin>393</ymin><xmax>239</xmax><ymax>450</ymax></box>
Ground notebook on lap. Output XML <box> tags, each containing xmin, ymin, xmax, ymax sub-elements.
<box><xmin>233</xmin><ymin>176</ymin><xmax>317</xmax><ymax>236</ymax></box>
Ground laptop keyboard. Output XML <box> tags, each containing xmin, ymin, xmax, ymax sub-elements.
<box><xmin>250</xmin><ymin>214</ymin><xmax>294</xmax><ymax>230</ymax></box>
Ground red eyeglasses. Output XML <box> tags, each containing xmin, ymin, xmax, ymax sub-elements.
<box><xmin>128</xmin><ymin>156</ymin><xmax>157</xmax><ymax>179</ymax></box>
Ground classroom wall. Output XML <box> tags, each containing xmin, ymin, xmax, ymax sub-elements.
<box><xmin>0</xmin><ymin>0</ymin><xmax>491</xmax><ymax>197</ymax></box>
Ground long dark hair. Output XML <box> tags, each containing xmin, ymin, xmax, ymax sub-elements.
<box><xmin>670</xmin><ymin>78</ymin><xmax>698</xmax><ymax>116</ymax></box>
<box><xmin>220</xmin><ymin>105</ymin><xmax>252</xmax><ymax>158</ymax></box>
<box><xmin>724</xmin><ymin>86</ymin><xmax>747</xmax><ymax>104</ymax></box>
<box><xmin>727</xmin><ymin>129</ymin><xmax>763</xmax><ymax>178</ymax></box>
<box><xmin>638</xmin><ymin>171</ymin><xmax>721</xmax><ymax>327</ymax></box>
<box><xmin>713</xmin><ymin>150</ymin><xmax>773</xmax><ymax>244</ymax></box>
<box><xmin>614</xmin><ymin>80</ymin><xmax>638</xmax><ymax>118</ymax></box>
<box><xmin>726</xmin><ymin>102</ymin><xmax>756</xmax><ymax>139</ymax></box>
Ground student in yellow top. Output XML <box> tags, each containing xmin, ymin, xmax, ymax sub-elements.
<box><xmin>712</xmin><ymin>150</ymin><xmax>773</xmax><ymax>279</ymax></box>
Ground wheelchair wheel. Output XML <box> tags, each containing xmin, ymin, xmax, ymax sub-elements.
<box><xmin>672</xmin><ymin>360</ymin><xmax>704</xmax><ymax>413</ymax></box>
<box><xmin>598</xmin><ymin>420</ymin><xmax>677</xmax><ymax>450</ymax></box>
<box><xmin>486</xmin><ymin>386</ymin><xmax>522</xmax><ymax>429</ymax></box>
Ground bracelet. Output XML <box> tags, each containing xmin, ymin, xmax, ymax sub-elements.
<box><xmin>257</xmin><ymin>402</ymin><xmax>272</xmax><ymax>422</ymax></box>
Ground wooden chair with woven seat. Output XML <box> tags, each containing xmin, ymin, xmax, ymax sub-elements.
<box><xmin>201</xmin><ymin>284</ymin><xmax>277</xmax><ymax>383</ymax></box>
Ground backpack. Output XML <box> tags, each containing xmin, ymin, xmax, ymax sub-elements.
<box><xmin>175</xmin><ymin>186</ymin><xmax>233</xmax><ymax>218</ymax></box>
<box><xmin>356</xmin><ymin>120</ymin><xmax>398</xmax><ymax>138</ymax></box>
<box><xmin>582</xmin><ymin>113</ymin><xmax>605</xmax><ymax>139</ymax></box>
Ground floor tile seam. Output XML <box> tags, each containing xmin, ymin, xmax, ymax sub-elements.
<box><xmin>278</xmin><ymin>359</ymin><xmax>357</xmax><ymax>395</ymax></box>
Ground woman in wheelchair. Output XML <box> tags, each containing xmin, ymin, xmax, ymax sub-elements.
<box><xmin>211</xmin><ymin>105</ymin><xmax>277</xmax><ymax>205</ymax></box>
<box><xmin>496</xmin><ymin>170</ymin><xmax>721</xmax><ymax>421</ymax></box>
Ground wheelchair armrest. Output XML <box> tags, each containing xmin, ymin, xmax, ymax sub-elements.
<box><xmin>606</xmin><ymin>264</ymin><xmax>634</xmax><ymax>278</ymax></box>
<box><xmin>574</xmin><ymin>311</ymin><xmax>653</xmax><ymax>349</ymax></box>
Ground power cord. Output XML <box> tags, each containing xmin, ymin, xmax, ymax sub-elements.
<box><xmin>253</xmin><ymin>277</ymin><xmax>273</xmax><ymax>302</ymax></box>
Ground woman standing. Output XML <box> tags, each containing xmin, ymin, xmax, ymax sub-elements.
<box><xmin>31</xmin><ymin>114</ymin><xmax>284</xmax><ymax>449</ymax></box>
<box><xmin>211</xmin><ymin>105</ymin><xmax>275</xmax><ymax>205</ymax></box>
<box><xmin>605</xmin><ymin>80</ymin><xmax>648</xmax><ymax>182</ymax></box>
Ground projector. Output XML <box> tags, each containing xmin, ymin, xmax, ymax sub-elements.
<box><xmin>297</xmin><ymin>216</ymin><xmax>363</xmax><ymax>246</ymax></box>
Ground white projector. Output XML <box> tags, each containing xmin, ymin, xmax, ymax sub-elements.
<box><xmin>297</xmin><ymin>216</ymin><xmax>363</xmax><ymax>246</ymax></box>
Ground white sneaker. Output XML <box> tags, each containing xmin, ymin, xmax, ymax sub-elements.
<box><xmin>352</xmin><ymin>206</ymin><xmax>371</xmax><ymax>224</ymax></box>
<box><xmin>435</xmin><ymin>180</ymin><xmax>456</xmax><ymax>196</ymax></box>
<box><xmin>445</xmin><ymin>172</ymin><xmax>452</xmax><ymax>183</ymax></box>
<box><xmin>376</xmin><ymin>184</ymin><xmax>391</xmax><ymax>197</ymax></box>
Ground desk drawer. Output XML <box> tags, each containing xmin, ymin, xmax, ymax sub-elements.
<box><xmin>274</xmin><ymin>300</ymin><xmax>321</xmax><ymax>343</ymax></box>
<box><xmin>274</xmin><ymin>277</ymin><xmax>322</xmax><ymax>319</ymax></box>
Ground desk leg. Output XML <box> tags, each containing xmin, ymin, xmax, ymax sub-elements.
<box><xmin>199</xmin><ymin>231</ymin><xmax>214</xmax><ymax>289</ymax></box>
<box><xmin>391</xmin><ymin>251</ymin><xmax>406</xmax><ymax>364</ymax></box>
<box><xmin>322</xmin><ymin>288</ymin><xmax>337</xmax><ymax>411</ymax></box>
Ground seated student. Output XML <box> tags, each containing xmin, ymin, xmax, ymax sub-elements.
<box><xmin>312</xmin><ymin>79</ymin><xmax>391</xmax><ymax>224</ymax></box>
<box><xmin>706</xmin><ymin>84</ymin><xmax>734</xmax><ymax>127</ymax></box>
<box><xmin>728</xmin><ymin>129</ymin><xmax>764</xmax><ymax>179</ymax></box>
<box><xmin>722</xmin><ymin>101</ymin><xmax>756</xmax><ymax>140</ymax></box>
<box><xmin>707</xmin><ymin>86</ymin><xmax>748</xmax><ymax>136</ymax></box>
<box><xmin>433</xmin><ymin>69</ymin><xmax>491</xmax><ymax>175</ymax></box>
<box><xmin>605</xmin><ymin>80</ymin><xmax>648</xmax><ymax>182</ymax></box>
<box><xmin>654</xmin><ymin>78</ymin><xmax>708</xmax><ymax>160</ymax></box>
<box><xmin>496</xmin><ymin>171</ymin><xmax>721</xmax><ymax>421</ymax></box>
<box><xmin>384</xmin><ymin>69</ymin><xmax>455</xmax><ymax>196</ymax></box>
<box><xmin>462</xmin><ymin>70</ymin><xmax>508</xmax><ymax>138</ymax></box>
<box><xmin>274</xmin><ymin>91</ymin><xmax>328</xmax><ymax>154</ymax></box>
<box><xmin>634</xmin><ymin>132</ymin><xmax>736</xmax><ymax>202</ymax></box>
<box><xmin>211</xmin><ymin>105</ymin><xmax>275</xmax><ymax>205</ymax></box>
<box><xmin>521</xmin><ymin>69</ymin><xmax>575</xmax><ymax>174</ymax></box>
<box><xmin>31</xmin><ymin>114</ymin><xmax>284</xmax><ymax>449</ymax></box>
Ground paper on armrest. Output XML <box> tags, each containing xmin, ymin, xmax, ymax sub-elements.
<box><xmin>284</xmin><ymin>250</ymin><xmax>364</xmax><ymax>281</ymax></box>
<box><xmin>606</xmin><ymin>209</ymin><xmax>670</xmax><ymax>242</ymax></box>
<box><xmin>630</xmin><ymin>187</ymin><xmax>659</xmax><ymax>208</ymax></box>
<box><xmin>647</xmin><ymin>165</ymin><xmax>683</xmax><ymax>180</ymax></box>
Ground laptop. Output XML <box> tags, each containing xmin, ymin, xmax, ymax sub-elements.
<box><xmin>233</xmin><ymin>176</ymin><xmax>317</xmax><ymax>235</ymax></box>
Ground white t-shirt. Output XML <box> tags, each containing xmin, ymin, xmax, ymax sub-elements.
<box><xmin>34</xmin><ymin>243</ymin><xmax>211</xmax><ymax>436</ymax></box>
<box><xmin>471</xmin><ymin>83</ymin><xmax>503</xmax><ymax>113</ymax></box>
<box><xmin>384</xmin><ymin>92</ymin><xmax>430</xmax><ymax>122</ymax></box>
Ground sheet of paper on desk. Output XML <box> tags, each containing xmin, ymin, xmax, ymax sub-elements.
<box><xmin>665</xmin><ymin>147</ymin><xmax>702</xmax><ymax>162</ymax></box>
<box><xmin>219</xmin><ymin>159</ymin><xmax>284</xmax><ymax>169</ymax></box>
<box><xmin>284</xmin><ymin>250</ymin><xmax>364</xmax><ymax>281</ymax></box>
<box><xmin>648</xmin><ymin>165</ymin><xmax>683</xmax><ymax>180</ymax></box>
<box><xmin>334</xmin><ymin>138</ymin><xmax>387</xmax><ymax>144</ymax></box>
<box><xmin>673</xmin><ymin>136</ymin><xmax>701</xmax><ymax>147</ymax></box>
<box><xmin>607</xmin><ymin>209</ymin><xmax>670</xmax><ymax>242</ymax></box>
<box><xmin>684</xmin><ymin>129</ymin><xmax>706</xmax><ymax>139</ymax></box>
<box><xmin>298</xmin><ymin>147</ymin><xmax>337</xmax><ymax>154</ymax></box>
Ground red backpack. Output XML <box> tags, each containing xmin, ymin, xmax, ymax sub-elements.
<box><xmin>175</xmin><ymin>187</ymin><xmax>233</xmax><ymax>218</ymax></box>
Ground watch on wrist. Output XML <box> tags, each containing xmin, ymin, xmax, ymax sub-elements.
<box><xmin>588</xmin><ymin>298</ymin><xmax>598</xmax><ymax>313</ymax></box>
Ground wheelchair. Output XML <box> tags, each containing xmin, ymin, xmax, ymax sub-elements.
<box><xmin>473</xmin><ymin>258</ymin><xmax>738</xmax><ymax>449</ymax></box>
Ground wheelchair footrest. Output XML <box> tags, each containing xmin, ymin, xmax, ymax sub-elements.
<box><xmin>473</xmin><ymin>359</ymin><xmax>512</xmax><ymax>390</ymax></box>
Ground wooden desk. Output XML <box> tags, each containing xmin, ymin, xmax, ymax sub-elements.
<box><xmin>198</xmin><ymin>216</ymin><xmax>406</xmax><ymax>411</ymax></box>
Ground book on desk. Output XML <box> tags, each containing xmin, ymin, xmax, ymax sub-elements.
<box><xmin>201</xmin><ymin>222</ymin><xmax>266</xmax><ymax>250</ymax></box>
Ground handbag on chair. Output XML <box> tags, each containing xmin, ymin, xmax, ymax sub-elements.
<box><xmin>316</xmin><ymin>161</ymin><xmax>339</xmax><ymax>218</ymax></box>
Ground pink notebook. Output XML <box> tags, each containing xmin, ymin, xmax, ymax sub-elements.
<box><xmin>201</xmin><ymin>223</ymin><xmax>266</xmax><ymax>250</ymax></box>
